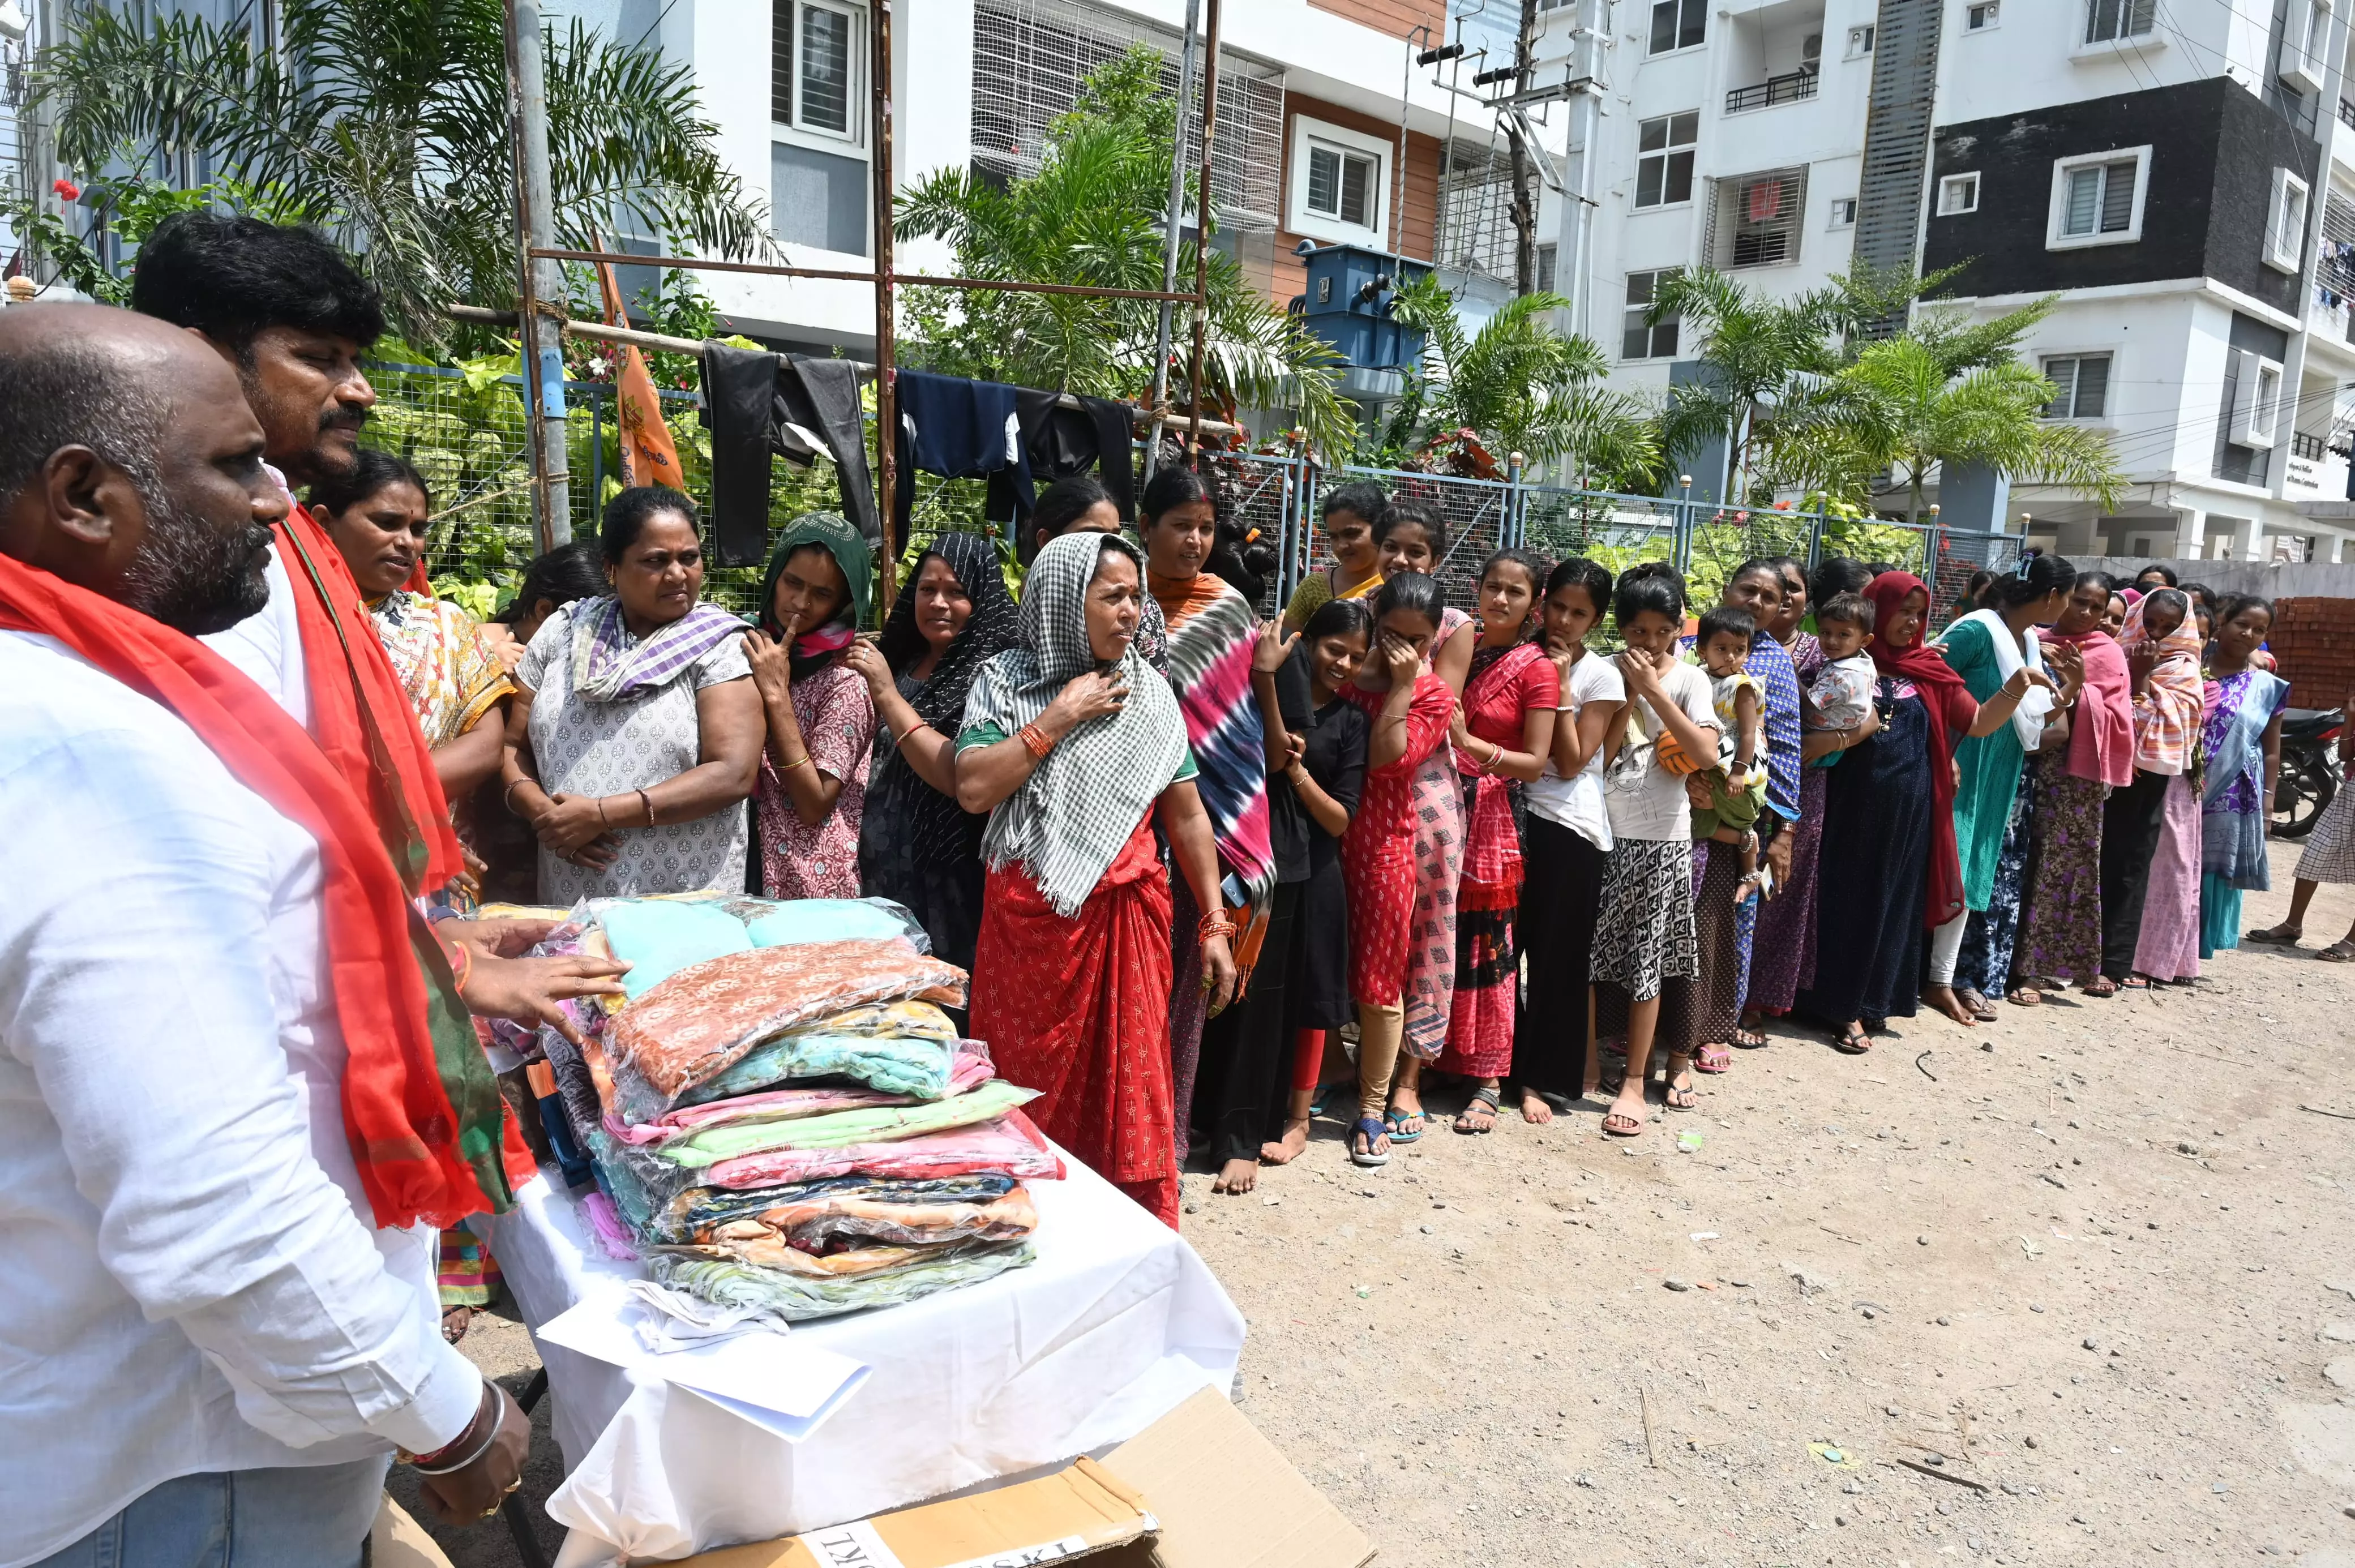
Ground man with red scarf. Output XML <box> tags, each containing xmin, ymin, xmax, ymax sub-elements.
<box><xmin>0</xmin><ymin>306</ymin><xmax>614</xmax><ymax>1565</ymax></box>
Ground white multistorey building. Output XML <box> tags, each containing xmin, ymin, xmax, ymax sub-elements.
<box><xmin>553</xmin><ymin>0</ymin><xmax>1520</xmax><ymax>382</ymax></box>
<box><xmin>1532</xmin><ymin>0</ymin><xmax>2355</xmax><ymax>562</ymax></box>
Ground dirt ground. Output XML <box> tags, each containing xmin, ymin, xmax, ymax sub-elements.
<box><xmin>410</xmin><ymin>840</ymin><xmax>2355</xmax><ymax>1567</ymax></box>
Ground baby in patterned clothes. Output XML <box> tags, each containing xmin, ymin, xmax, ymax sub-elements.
<box><xmin>1801</xmin><ymin>591</ymin><xmax>1878</xmax><ymax>769</ymax></box>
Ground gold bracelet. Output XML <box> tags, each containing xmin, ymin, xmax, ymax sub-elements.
<box><xmin>780</xmin><ymin>753</ymin><xmax>816</xmax><ymax>772</ymax></box>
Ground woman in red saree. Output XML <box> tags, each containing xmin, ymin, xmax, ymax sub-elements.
<box><xmin>959</xmin><ymin>532</ymin><xmax>1237</xmax><ymax>1227</ymax></box>
<box><xmin>1436</xmin><ymin>550</ymin><xmax>1558</xmax><ymax>1131</ymax></box>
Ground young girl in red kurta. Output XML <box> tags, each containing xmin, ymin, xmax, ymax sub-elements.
<box><xmin>1335</xmin><ymin>573</ymin><xmax>1457</xmax><ymax>1168</ymax></box>
<box><xmin>1436</xmin><ymin>549</ymin><xmax>1560</xmax><ymax>1131</ymax></box>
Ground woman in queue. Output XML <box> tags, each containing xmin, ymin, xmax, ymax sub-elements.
<box><xmin>960</xmin><ymin>532</ymin><xmax>1236</xmax><ymax>1226</ymax></box>
<box><xmin>500</xmin><ymin>486</ymin><xmax>761</xmax><ymax>902</ymax></box>
<box><xmin>847</xmin><ymin>530</ymin><xmax>1021</xmax><ymax>971</ymax></box>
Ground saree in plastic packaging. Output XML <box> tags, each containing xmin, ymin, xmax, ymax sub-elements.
<box><xmin>607</xmin><ymin>1046</ymin><xmax>995</xmax><ymax>1149</ymax></box>
<box><xmin>656</xmin><ymin>1080</ymin><xmax>1037</xmax><ymax>1168</ymax></box>
<box><xmin>607</xmin><ymin>939</ymin><xmax>968</xmax><ymax>1103</ymax></box>
<box><xmin>643</xmin><ymin>1014</ymin><xmax>969</xmax><ymax>1118</ymax></box>
<box><xmin>633</xmin><ymin>1172</ymin><xmax>1021</xmax><ymax>1247</ymax></box>
<box><xmin>647</xmin><ymin>1237</ymin><xmax>1037</xmax><ymax>1321</ymax></box>
<box><xmin>691</xmin><ymin>1181</ymin><xmax>1038</xmax><ymax>1253</ymax></box>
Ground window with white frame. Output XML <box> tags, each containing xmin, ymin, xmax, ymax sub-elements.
<box><xmin>2041</xmin><ymin>354</ymin><xmax>2111</xmax><ymax>418</ymax></box>
<box><xmin>1829</xmin><ymin>196</ymin><xmax>1857</xmax><ymax>228</ymax></box>
<box><xmin>2267</xmin><ymin>168</ymin><xmax>2311</xmax><ymax>273</ymax></box>
<box><xmin>1650</xmin><ymin>0</ymin><xmax>1706</xmax><ymax>53</ymax></box>
<box><xmin>771</xmin><ymin>0</ymin><xmax>866</xmax><ymax>255</ymax></box>
<box><xmin>1937</xmin><ymin>173</ymin><xmax>1980</xmax><ymax>215</ymax></box>
<box><xmin>1288</xmin><ymin>117</ymin><xmax>1388</xmax><ymax>246</ymax></box>
<box><xmin>1536</xmin><ymin>243</ymin><xmax>1558</xmax><ymax>293</ymax></box>
<box><xmin>2284</xmin><ymin>0</ymin><xmax>2332</xmax><ymax>92</ymax></box>
<box><xmin>2048</xmin><ymin>147</ymin><xmax>2148</xmax><ymax>249</ymax></box>
<box><xmin>1966</xmin><ymin>2</ymin><xmax>1999</xmax><ymax>29</ymax></box>
<box><xmin>1623</xmin><ymin>269</ymin><xmax>1683</xmax><ymax>359</ymax></box>
<box><xmin>2230</xmin><ymin>350</ymin><xmax>2284</xmax><ymax>447</ymax></box>
<box><xmin>1635</xmin><ymin>111</ymin><xmax>1699</xmax><ymax>208</ymax></box>
<box><xmin>2083</xmin><ymin>0</ymin><xmax>2156</xmax><ymax>44</ymax></box>
<box><xmin>1712</xmin><ymin>166</ymin><xmax>1808</xmax><ymax>267</ymax></box>
<box><xmin>773</xmin><ymin>0</ymin><xmax>860</xmax><ymax>140</ymax></box>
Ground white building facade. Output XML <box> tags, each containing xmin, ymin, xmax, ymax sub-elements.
<box><xmin>1536</xmin><ymin>0</ymin><xmax>2355</xmax><ymax>562</ymax></box>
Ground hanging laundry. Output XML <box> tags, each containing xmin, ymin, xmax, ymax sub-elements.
<box><xmin>984</xmin><ymin>387</ymin><xmax>1139</xmax><ymax>528</ymax></box>
<box><xmin>699</xmin><ymin>342</ymin><xmax>883</xmax><ymax>565</ymax></box>
<box><xmin>893</xmin><ymin>370</ymin><xmax>1033</xmax><ymax>539</ymax></box>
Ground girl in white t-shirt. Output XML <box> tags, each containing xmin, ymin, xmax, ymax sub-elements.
<box><xmin>1508</xmin><ymin>558</ymin><xmax>1628</xmax><ymax>1119</ymax></box>
<box><xmin>1592</xmin><ymin>563</ymin><xmax>1723</xmax><ymax>1137</ymax></box>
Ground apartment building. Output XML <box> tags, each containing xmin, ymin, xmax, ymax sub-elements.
<box><xmin>1538</xmin><ymin>0</ymin><xmax>2355</xmax><ymax>562</ymax></box>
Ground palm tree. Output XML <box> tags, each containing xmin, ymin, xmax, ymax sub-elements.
<box><xmin>893</xmin><ymin>46</ymin><xmax>1353</xmax><ymax>455</ymax></box>
<box><xmin>32</xmin><ymin>0</ymin><xmax>770</xmax><ymax>348</ymax></box>
<box><xmin>1793</xmin><ymin>335</ymin><xmax>2126</xmax><ymax>523</ymax></box>
<box><xmin>1383</xmin><ymin>272</ymin><xmax>1660</xmax><ymax>490</ymax></box>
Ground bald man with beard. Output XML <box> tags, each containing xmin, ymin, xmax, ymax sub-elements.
<box><xmin>0</xmin><ymin>305</ymin><xmax>618</xmax><ymax>1567</ymax></box>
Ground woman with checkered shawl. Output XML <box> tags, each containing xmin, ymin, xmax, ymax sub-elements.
<box><xmin>956</xmin><ymin>532</ymin><xmax>1238</xmax><ymax>1227</ymax></box>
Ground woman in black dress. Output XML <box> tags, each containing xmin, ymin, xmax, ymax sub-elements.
<box><xmin>845</xmin><ymin>532</ymin><xmax>1019</xmax><ymax>971</ymax></box>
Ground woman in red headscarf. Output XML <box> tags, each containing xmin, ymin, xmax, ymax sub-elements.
<box><xmin>1793</xmin><ymin>571</ymin><xmax>2026</xmax><ymax>1052</ymax></box>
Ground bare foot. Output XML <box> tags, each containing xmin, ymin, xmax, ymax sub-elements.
<box><xmin>1259</xmin><ymin>1118</ymin><xmax>1311</xmax><ymax>1165</ymax></box>
<box><xmin>1518</xmin><ymin>1089</ymin><xmax>1553</xmax><ymax>1124</ymax></box>
<box><xmin>1212</xmin><ymin>1156</ymin><xmax>1258</xmax><ymax>1194</ymax></box>
<box><xmin>1922</xmin><ymin>983</ymin><xmax>1977</xmax><ymax>1025</ymax></box>
<box><xmin>441</xmin><ymin>1306</ymin><xmax>473</xmax><ymax>1344</ymax></box>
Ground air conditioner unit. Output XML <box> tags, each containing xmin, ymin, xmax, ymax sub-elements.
<box><xmin>1803</xmin><ymin>31</ymin><xmax>1823</xmax><ymax>61</ymax></box>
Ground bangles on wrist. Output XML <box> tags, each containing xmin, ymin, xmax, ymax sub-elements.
<box><xmin>638</xmin><ymin>787</ymin><xmax>656</xmax><ymax>826</ymax></box>
<box><xmin>502</xmin><ymin>777</ymin><xmax>536</xmax><ymax>815</ymax></box>
<box><xmin>1198</xmin><ymin>910</ymin><xmax>1238</xmax><ymax>944</ymax></box>
<box><xmin>408</xmin><ymin>1382</ymin><xmax>507</xmax><ymax>1475</ymax></box>
<box><xmin>1018</xmin><ymin>722</ymin><xmax>1056</xmax><ymax>760</ymax></box>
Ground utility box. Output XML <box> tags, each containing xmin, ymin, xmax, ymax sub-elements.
<box><xmin>1291</xmin><ymin>243</ymin><xmax>1430</xmax><ymax>371</ymax></box>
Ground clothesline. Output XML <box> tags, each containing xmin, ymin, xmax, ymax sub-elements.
<box><xmin>443</xmin><ymin>305</ymin><xmax>1246</xmax><ymax>440</ymax></box>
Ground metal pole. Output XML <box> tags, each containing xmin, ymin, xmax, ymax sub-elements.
<box><xmin>1393</xmin><ymin>27</ymin><xmax>1414</xmax><ymax>263</ymax></box>
<box><xmin>1145</xmin><ymin>0</ymin><xmax>1201</xmax><ymax>482</ymax></box>
<box><xmin>1184</xmin><ymin>0</ymin><xmax>1222</xmax><ymax>462</ymax></box>
<box><xmin>872</xmin><ymin>0</ymin><xmax>899</xmax><ymax>613</ymax></box>
<box><xmin>505</xmin><ymin>0</ymin><xmax>571</xmax><ymax>548</ymax></box>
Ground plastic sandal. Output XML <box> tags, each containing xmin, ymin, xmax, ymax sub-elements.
<box><xmin>1832</xmin><ymin>1026</ymin><xmax>1873</xmax><ymax>1055</ymax></box>
<box><xmin>1350</xmin><ymin>1116</ymin><xmax>1390</xmax><ymax>1167</ymax></box>
<box><xmin>1695</xmin><ymin>1043</ymin><xmax>1733</xmax><ymax>1074</ymax></box>
<box><xmin>1383</xmin><ymin>1104</ymin><xmax>1425</xmax><ymax>1142</ymax></box>
<box><xmin>1454</xmin><ymin>1087</ymin><xmax>1500</xmax><ymax>1134</ymax></box>
<box><xmin>1601</xmin><ymin>1107</ymin><xmax>1644</xmax><ymax>1138</ymax></box>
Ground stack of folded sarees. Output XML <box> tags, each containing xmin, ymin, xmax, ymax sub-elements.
<box><xmin>529</xmin><ymin>896</ymin><xmax>1061</xmax><ymax>1321</ymax></box>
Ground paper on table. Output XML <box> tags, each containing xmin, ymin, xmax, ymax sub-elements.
<box><xmin>539</xmin><ymin>1288</ymin><xmax>871</xmax><ymax>1443</ymax></box>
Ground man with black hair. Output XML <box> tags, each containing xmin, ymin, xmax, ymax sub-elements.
<box><xmin>130</xmin><ymin>212</ymin><xmax>382</xmax><ymax>489</ymax></box>
<box><xmin>0</xmin><ymin>304</ymin><xmax>619</xmax><ymax>1565</ymax></box>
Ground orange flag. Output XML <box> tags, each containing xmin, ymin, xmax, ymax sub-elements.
<box><xmin>598</xmin><ymin>262</ymin><xmax>685</xmax><ymax>492</ymax></box>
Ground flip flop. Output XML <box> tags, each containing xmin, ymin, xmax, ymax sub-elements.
<box><xmin>1663</xmin><ymin>1065</ymin><xmax>1699</xmax><ymax>1110</ymax></box>
<box><xmin>1831</xmin><ymin>1026</ymin><xmax>1873</xmax><ymax>1055</ymax></box>
<box><xmin>1350</xmin><ymin>1116</ymin><xmax>1391</xmax><ymax>1167</ymax></box>
<box><xmin>2081</xmin><ymin>976</ymin><xmax>2118</xmax><ymax>998</ymax></box>
<box><xmin>1730</xmin><ymin>1027</ymin><xmax>1770</xmax><ymax>1049</ymax></box>
<box><xmin>1384</xmin><ymin>1105</ymin><xmax>1425</xmax><ymax>1142</ymax></box>
<box><xmin>2244</xmin><ymin>925</ymin><xmax>2302</xmax><ymax>945</ymax></box>
<box><xmin>1695</xmin><ymin>1043</ymin><xmax>1733</xmax><ymax>1074</ymax></box>
<box><xmin>1956</xmin><ymin>988</ymin><xmax>1999</xmax><ymax>1022</ymax></box>
<box><xmin>2006</xmin><ymin>986</ymin><xmax>2044</xmax><ymax>1006</ymax></box>
<box><xmin>2319</xmin><ymin>941</ymin><xmax>2355</xmax><ymax>963</ymax></box>
<box><xmin>2120</xmin><ymin>974</ymin><xmax>2152</xmax><ymax>989</ymax></box>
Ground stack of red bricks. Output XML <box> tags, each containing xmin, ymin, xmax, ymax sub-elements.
<box><xmin>2270</xmin><ymin>597</ymin><xmax>2355</xmax><ymax>710</ymax></box>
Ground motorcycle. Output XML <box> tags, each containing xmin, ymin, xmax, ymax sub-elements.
<box><xmin>2272</xmin><ymin>707</ymin><xmax>2344</xmax><ymax>839</ymax></box>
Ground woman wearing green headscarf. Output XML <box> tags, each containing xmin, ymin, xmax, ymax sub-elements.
<box><xmin>744</xmin><ymin>512</ymin><xmax>876</xmax><ymax>898</ymax></box>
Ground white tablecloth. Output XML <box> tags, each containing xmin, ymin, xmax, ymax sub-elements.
<box><xmin>487</xmin><ymin>1162</ymin><xmax>1246</xmax><ymax>1565</ymax></box>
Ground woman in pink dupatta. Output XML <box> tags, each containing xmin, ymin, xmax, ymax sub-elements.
<box><xmin>2129</xmin><ymin>592</ymin><xmax>2209</xmax><ymax>984</ymax></box>
<box><xmin>2015</xmin><ymin>569</ymin><xmax>2135</xmax><ymax>999</ymax></box>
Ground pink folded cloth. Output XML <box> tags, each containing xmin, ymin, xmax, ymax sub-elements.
<box><xmin>604</xmin><ymin>1051</ymin><xmax>997</xmax><ymax>1149</ymax></box>
<box><xmin>700</xmin><ymin>1111</ymin><xmax>1066</xmax><ymax>1190</ymax></box>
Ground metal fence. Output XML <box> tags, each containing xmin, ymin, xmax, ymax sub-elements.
<box><xmin>365</xmin><ymin>361</ymin><xmax>2031</xmax><ymax>627</ymax></box>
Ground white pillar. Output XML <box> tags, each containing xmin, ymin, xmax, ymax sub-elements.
<box><xmin>2172</xmin><ymin>507</ymin><xmax>2206</xmax><ymax>560</ymax></box>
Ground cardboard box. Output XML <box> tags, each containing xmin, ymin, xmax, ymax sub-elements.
<box><xmin>1092</xmin><ymin>1389</ymin><xmax>1373</xmax><ymax>1568</ymax></box>
<box><xmin>676</xmin><ymin>1457</ymin><xmax>1153</xmax><ymax>1568</ymax></box>
<box><xmin>673</xmin><ymin>1389</ymin><xmax>1372</xmax><ymax>1568</ymax></box>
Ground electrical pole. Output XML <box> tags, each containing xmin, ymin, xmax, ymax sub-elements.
<box><xmin>1145</xmin><ymin>0</ymin><xmax>1200</xmax><ymax>482</ymax></box>
<box><xmin>1506</xmin><ymin>0</ymin><xmax>1540</xmax><ymax>295</ymax></box>
<box><xmin>505</xmin><ymin>0</ymin><xmax>571</xmax><ymax>549</ymax></box>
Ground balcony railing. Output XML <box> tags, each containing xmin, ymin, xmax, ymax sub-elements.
<box><xmin>2340</xmin><ymin>95</ymin><xmax>2355</xmax><ymax>130</ymax></box>
<box><xmin>2291</xmin><ymin>430</ymin><xmax>2330</xmax><ymax>460</ymax></box>
<box><xmin>1725</xmin><ymin>69</ymin><xmax>1819</xmax><ymax>114</ymax></box>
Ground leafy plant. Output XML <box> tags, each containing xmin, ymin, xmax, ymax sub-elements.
<box><xmin>893</xmin><ymin>45</ymin><xmax>1354</xmax><ymax>455</ymax></box>
<box><xmin>1384</xmin><ymin>273</ymin><xmax>1660</xmax><ymax>490</ymax></box>
<box><xmin>33</xmin><ymin>0</ymin><xmax>772</xmax><ymax>348</ymax></box>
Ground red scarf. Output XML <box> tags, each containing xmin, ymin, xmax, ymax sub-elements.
<box><xmin>0</xmin><ymin>549</ymin><xmax>523</xmax><ymax>1229</ymax></box>
<box><xmin>1866</xmin><ymin>571</ymin><xmax>1977</xmax><ymax>930</ymax></box>
<box><xmin>275</xmin><ymin>508</ymin><xmax>463</xmax><ymax>890</ymax></box>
